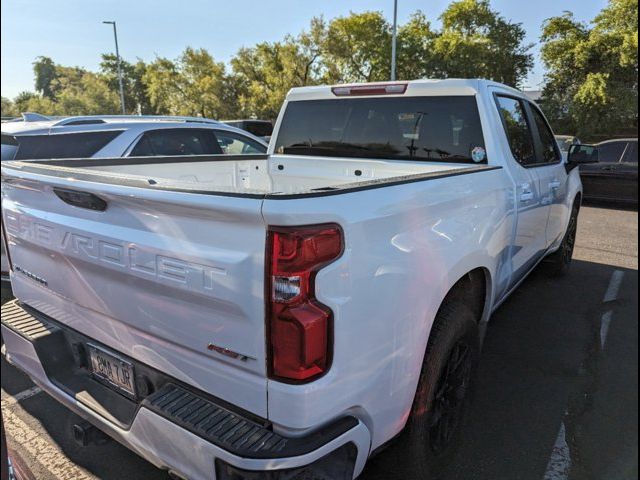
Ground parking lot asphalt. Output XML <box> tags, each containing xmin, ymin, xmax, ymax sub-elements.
<box><xmin>1</xmin><ymin>204</ymin><xmax>638</xmax><ymax>480</ymax></box>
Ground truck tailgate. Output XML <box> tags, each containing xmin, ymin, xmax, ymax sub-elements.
<box><xmin>1</xmin><ymin>171</ymin><xmax>269</xmax><ymax>417</ymax></box>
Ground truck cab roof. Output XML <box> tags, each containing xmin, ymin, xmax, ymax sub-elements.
<box><xmin>286</xmin><ymin>78</ymin><xmax>524</xmax><ymax>102</ymax></box>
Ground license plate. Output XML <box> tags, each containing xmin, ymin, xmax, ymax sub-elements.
<box><xmin>87</xmin><ymin>344</ymin><xmax>136</xmax><ymax>398</ymax></box>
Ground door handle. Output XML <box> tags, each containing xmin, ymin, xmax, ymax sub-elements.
<box><xmin>549</xmin><ymin>180</ymin><xmax>561</xmax><ymax>190</ymax></box>
<box><xmin>520</xmin><ymin>192</ymin><xmax>534</xmax><ymax>202</ymax></box>
<box><xmin>520</xmin><ymin>183</ymin><xmax>534</xmax><ymax>202</ymax></box>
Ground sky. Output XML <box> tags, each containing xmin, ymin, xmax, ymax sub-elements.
<box><xmin>1</xmin><ymin>0</ymin><xmax>607</xmax><ymax>99</ymax></box>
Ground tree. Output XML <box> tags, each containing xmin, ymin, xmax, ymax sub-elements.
<box><xmin>100</xmin><ymin>54</ymin><xmax>153</xmax><ymax>114</ymax></box>
<box><xmin>55</xmin><ymin>72</ymin><xmax>120</xmax><ymax>115</ymax></box>
<box><xmin>12</xmin><ymin>91</ymin><xmax>59</xmax><ymax>116</ymax></box>
<box><xmin>396</xmin><ymin>11</ymin><xmax>438</xmax><ymax>80</ymax></box>
<box><xmin>432</xmin><ymin>0</ymin><xmax>533</xmax><ymax>86</ymax></box>
<box><xmin>143</xmin><ymin>48</ymin><xmax>235</xmax><ymax>119</ymax></box>
<box><xmin>1</xmin><ymin>97</ymin><xmax>18</xmax><ymax>118</ymax></box>
<box><xmin>231</xmin><ymin>37</ymin><xmax>325</xmax><ymax>118</ymax></box>
<box><xmin>540</xmin><ymin>0</ymin><xmax>638</xmax><ymax>138</ymax></box>
<box><xmin>322</xmin><ymin>11</ymin><xmax>392</xmax><ymax>83</ymax></box>
<box><xmin>9</xmin><ymin>4</ymin><xmax>538</xmax><ymax>120</ymax></box>
<box><xmin>33</xmin><ymin>56</ymin><xmax>58</xmax><ymax>99</ymax></box>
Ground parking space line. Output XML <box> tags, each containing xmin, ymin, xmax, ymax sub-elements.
<box><xmin>603</xmin><ymin>270</ymin><xmax>624</xmax><ymax>303</ymax></box>
<box><xmin>600</xmin><ymin>310</ymin><xmax>613</xmax><ymax>350</ymax></box>
<box><xmin>543</xmin><ymin>421</ymin><xmax>571</xmax><ymax>480</ymax></box>
<box><xmin>1</xmin><ymin>386</ymin><xmax>42</xmax><ymax>407</ymax></box>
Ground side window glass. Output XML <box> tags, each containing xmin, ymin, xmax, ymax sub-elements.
<box><xmin>214</xmin><ymin>131</ymin><xmax>266</xmax><ymax>154</ymax></box>
<box><xmin>14</xmin><ymin>131</ymin><xmax>123</xmax><ymax>160</ymax></box>
<box><xmin>130</xmin><ymin>129</ymin><xmax>222</xmax><ymax>157</ymax></box>
<box><xmin>622</xmin><ymin>142</ymin><xmax>637</xmax><ymax>164</ymax></box>
<box><xmin>530</xmin><ymin>106</ymin><xmax>560</xmax><ymax>163</ymax></box>
<box><xmin>599</xmin><ymin>142</ymin><xmax>626</xmax><ymax>164</ymax></box>
<box><xmin>129</xmin><ymin>135</ymin><xmax>154</xmax><ymax>156</ymax></box>
<box><xmin>496</xmin><ymin>96</ymin><xmax>536</xmax><ymax>166</ymax></box>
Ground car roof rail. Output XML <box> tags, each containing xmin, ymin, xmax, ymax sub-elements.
<box><xmin>52</xmin><ymin>115</ymin><xmax>221</xmax><ymax>127</ymax></box>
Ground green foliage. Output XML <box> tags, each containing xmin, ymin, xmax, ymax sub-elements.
<box><xmin>8</xmin><ymin>2</ymin><xmax>536</xmax><ymax>120</ymax></box>
<box><xmin>144</xmin><ymin>48</ymin><xmax>236</xmax><ymax>118</ymax></box>
<box><xmin>33</xmin><ymin>56</ymin><xmax>58</xmax><ymax>99</ymax></box>
<box><xmin>540</xmin><ymin>0</ymin><xmax>638</xmax><ymax>139</ymax></box>
<box><xmin>55</xmin><ymin>72</ymin><xmax>120</xmax><ymax>115</ymax></box>
<box><xmin>1</xmin><ymin>97</ymin><xmax>18</xmax><ymax>118</ymax></box>
<box><xmin>396</xmin><ymin>12</ymin><xmax>438</xmax><ymax>80</ymax></box>
<box><xmin>231</xmin><ymin>26</ymin><xmax>326</xmax><ymax>119</ymax></box>
<box><xmin>433</xmin><ymin>0</ymin><xmax>533</xmax><ymax>85</ymax></box>
<box><xmin>13</xmin><ymin>91</ymin><xmax>59</xmax><ymax>116</ymax></box>
<box><xmin>100</xmin><ymin>54</ymin><xmax>153</xmax><ymax>114</ymax></box>
<box><xmin>323</xmin><ymin>11</ymin><xmax>393</xmax><ymax>83</ymax></box>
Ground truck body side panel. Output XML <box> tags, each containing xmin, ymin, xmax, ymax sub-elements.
<box><xmin>262</xmin><ymin>167</ymin><xmax>513</xmax><ymax>449</ymax></box>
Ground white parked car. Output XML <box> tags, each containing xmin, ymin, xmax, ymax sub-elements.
<box><xmin>1</xmin><ymin>80</ymin><xmax>587</xmax><ymax>479</ymax></box>
<box><xmin>0</xmin><ymin>115</ymin><xmax>268</xmax><ymax>281</ymax></box>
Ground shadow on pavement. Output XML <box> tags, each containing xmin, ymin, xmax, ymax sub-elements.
<box><xmin>582</xmin><ymin>199</ymin><xmax>638</xmax><ymax>212</ymax></box>
<box><xmin>362</xmin><ymin>260</ymin><xmax>638</xmax><ymax>480</ymax></box>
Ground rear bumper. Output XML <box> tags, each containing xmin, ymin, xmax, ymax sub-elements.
<box><xmin>1</xmin><ymin>301</ymin><xmax>371</xmax><ymax>479</ymax></box>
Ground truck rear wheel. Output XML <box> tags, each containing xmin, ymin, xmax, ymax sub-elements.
<box><xmin>387</xmin><ymin>301</ymin><xmax>480</xmax><ymax>479</ymax></box>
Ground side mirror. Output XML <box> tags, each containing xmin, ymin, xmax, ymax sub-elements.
<box><xmin>568</xmin><ymin>144</ymin><xmax>599</xmax><ymax>165</ymax></box>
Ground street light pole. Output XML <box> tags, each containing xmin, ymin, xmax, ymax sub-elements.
<box><xmin>103</xmin><ymin>21</ymin><xmax>126</xmax><ymax>114</ymax></box>
<box><xmin>391</xmin><ymin>0</ymin><xmax>398</xmax><ymax>81</ymax></box>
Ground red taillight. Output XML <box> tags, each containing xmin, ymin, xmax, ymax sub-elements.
<box><xmin>267</xmin><ymin>224</ymin><xmax>343</xmax><ymax>383</ymax></box>
<box><xmin>331</xmin><ymin>83</ymin><xmax>408</xmax><ymax>96</ymax></box>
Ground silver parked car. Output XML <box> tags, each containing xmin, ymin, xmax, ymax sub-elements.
<box><xmin>1</xmin><ymin>114</ymin><xmax>268</xmax><ymax>281</ymax></box>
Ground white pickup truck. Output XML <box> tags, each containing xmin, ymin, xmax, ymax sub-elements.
<box><xmin>1</xmin><ymin>79</ymin><xmax>585</xmax><ymax>479</ymax></box>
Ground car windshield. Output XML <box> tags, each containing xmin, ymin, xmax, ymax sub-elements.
<box><xmin>556</xmin><ymin>137</ymin><xmax>577</xmax><ymax>152</ymax></box>
<box><xmin>274</xmin><ymin>96</ymin><xmax>487</xmax><ymax>164</ymax></box>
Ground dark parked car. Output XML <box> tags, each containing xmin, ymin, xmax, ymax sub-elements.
<box><xmin>222</xmin><ymin>119</ymin><xmax>273</xmax><ymax>140</ymax></box>
<box><xmin>579</xmin><ymin>138</ymin><xmax>638</xmax><ymax>205</ymax></box>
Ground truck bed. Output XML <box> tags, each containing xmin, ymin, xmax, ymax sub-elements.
<box><xmin>3</xmin><ymin>154</ymin><xmax>497</xmax><ymax>198</ymax></box>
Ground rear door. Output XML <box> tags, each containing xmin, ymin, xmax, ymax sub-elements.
<box><xmin>525</xmin><ymin>102</ymin><xmax>569</xmax><ymax>247</ymax></box>
<box><xmin>580</xmin><ymin>141</ymin><xmax>627</xmax><ymax>201</ymax></box>
<box><xmin>2</xmin><ymin>168</ymin><xmax>269</xmax><ymax>416</ymax></box>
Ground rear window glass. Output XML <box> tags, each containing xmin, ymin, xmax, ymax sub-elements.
<box><xmin>14</xmin><ymin>131</ymin><xmax>122</xmax><ymax>160</ymax></box>
<box><xmin>274</xmin><ymin>96</ymin><xmax>487</xmax><ymax>163</ymax></box>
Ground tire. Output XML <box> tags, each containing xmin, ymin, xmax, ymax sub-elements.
<box><xmin>543</xmin><ymin>202</ymin><xmax>580</xmax><ymax>277</ymax></box>
<box><xmin>385</xmin><ymin>301</ymin><xmax>480</xmax><ymax>479</ymax></box>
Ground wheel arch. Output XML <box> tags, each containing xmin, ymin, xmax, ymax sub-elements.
<box><xmin>436</xmin><ymin>267</ymin><xmax>492</xmax><ymax>325</ymax></box>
